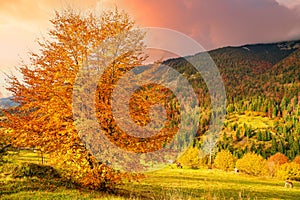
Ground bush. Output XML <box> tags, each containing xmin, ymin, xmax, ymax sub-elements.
<box><xmin>177</xmin><ymin>147</ymin><xmax>204</xmax><ymax>169</ymax></box>
<box><xmin>268</xmin><ymin>153</ymin><xmax>288</xmax><ymax>165</ymax></box>
<box><xmin>236</xmin><ymin>152</ymin><xmax>268</xmax><ymax>176</ymax></box>
<box><xmin>276</xmin><ymin>162</ymin><xmax>300</xmax><ymax>180</ymax></box>
<box><xmin>293</xmin><ymin>156</ymin><xmax>300</xmax><ymax>164</ymax></box>
<box><xmin>214</xmin><ymin>150</ymin><xmax>236</xmax><ymax>171</ymax></box>
<box><xmin>267</xmin><ymin>152</ymin><xmax>289</xmax><ymax>177</ymax></box>
<box><xmin>12</xmin><ymin>162</ymin><xmax>60</xmax><ymax>179</ymax></box>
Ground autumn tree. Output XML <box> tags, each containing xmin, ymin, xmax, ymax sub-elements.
<box><xmin>268</xmin><ymin>152</ymin><xmax>288</xmax><ymax>166</ymax></box>
<box><xmin>293</xmin><ymin>156</ymin><xmax>300</xmax><ymax>165</ymax></box>
<box><xmin>267</xmin><ymin>152</ymin><xmax>289</xmax><ymax>176</ymax></box>
<box><xmin>1</xmin><ymin>9</ymin><xmax>150</xmax><ymax>189</ymax></box>
<box><xmin>236</xmin><ymin>152</ymin><xmax>268</xmax><ymax>176</ymax></box>
<box><xmin>177</xmin><ymin>147</ymin><xmax>203</xmax><ymax>169</ymax></box>
<box><xmin>214</xmin><ymin>150</ymin><xmax>235</xmax><ymax>171</ymax></box>
<box><xmin>202</xmin><ymin>132</ymin><xmax>219</xmax><ymax>168</ymax></box>
<box><xmin>276</xmin><ymin>162</ymin><xmax>300</xmax><ymax>180</ymax></box>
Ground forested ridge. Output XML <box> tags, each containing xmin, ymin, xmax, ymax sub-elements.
<box><xmin>163</xmin><ymin>40</ymin><xmax>300</xmax><ymax>160</ymax></box>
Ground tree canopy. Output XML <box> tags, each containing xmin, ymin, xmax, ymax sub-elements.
<box><xmin>1</xmin><ymin>9</ymin><xmax>152</xmax><ymax>189</ymax></box>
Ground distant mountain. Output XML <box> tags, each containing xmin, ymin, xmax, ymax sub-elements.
<box><xmin>162</xmin><ymin>39</ymin><xmax>300</xmax><ymax>104</ymax></box>
<box><xmin>0</xmin><ymin>97</ymin><xmax>18</xmax><ymax>109</ymax></box>
<box><xmin>227</xmin><ymin>40</ymin><xmax>300</xmax><ymax>65</ymax></box>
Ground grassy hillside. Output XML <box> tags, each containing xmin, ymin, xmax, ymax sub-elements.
<box><xmin>1</xmin><ymin>151</ymin><xmax>300</xmax><ymax>200</ymax></box>
<box><xmin>219</xmin><ymin>112</ymin><xmax>276</xmax><ymax>158</ymax></box>
<box><xmin>123</xmin><ymin>168</ymin><xmax>300</xmax><ymax>200</ymax></box>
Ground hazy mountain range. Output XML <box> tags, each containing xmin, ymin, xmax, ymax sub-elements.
<box><xmin>0</xmin><ymin>97</ymin><xmax>18</xmax><ymax>109</ymax></box>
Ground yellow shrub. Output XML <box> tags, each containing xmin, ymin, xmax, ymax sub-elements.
<box><xmin>214</xmin><ymin>150</ymin><xmax>236</xmax><ymax>171</ymax></box>
<box><xmin>276</xmin><ymin>162</ymin><xmax>300</xmax><ymax>180</ymax></box>
<box><xmin>177</xmin><ymin>147</ymin><xmax>204</xmax><ymax>169</ymax></box>
<box><xmin>236</xmin><ymin>152</ymin><xmax>268</xmax><ymax>176</ymax></box>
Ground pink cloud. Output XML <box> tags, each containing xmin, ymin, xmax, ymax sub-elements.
<box><xmin>117</xmin><ymin>0</ymin><xmax>300</xmax><ymax>50</ymax></box>
<box><xmin>276</xmin><ymin>0</ymin><xmax>300</xmax><ymax>9</ymax></box>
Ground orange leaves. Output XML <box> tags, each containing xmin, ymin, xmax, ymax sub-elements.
<box><xmin>1</xmin><ymin>8</ymin><xmax>151</xmax><ymax>189</ymax></box>
<box><xmin>268</xmin><ymin>152</ymin><xmax>289</xmax><ymax>166</ymax></box>
<box><xmin>95</xmin><ymin>77</ymin><xmax>181</xmax><ymax>153</ymax></box>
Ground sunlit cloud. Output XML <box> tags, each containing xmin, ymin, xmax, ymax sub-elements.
<box><xmin>276</xmin><ymin>0</ymin><xmax>300</xmax><ymax>9</ymax></box>
<box><xmin>116</xmin><ymin>0</ymin><xmax>300</xmax><ymax>50</ymax></box>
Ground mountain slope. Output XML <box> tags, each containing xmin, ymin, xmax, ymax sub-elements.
<box><xmin>0</xmin><ymin>97</ymin><xmax>18</xmax><ymax>109</ymax></box>
<box><xmin>161</xmin><ymin>39</ymin><xmax>300</xmax><ymax>160</ymax></box>
<box><xmin>162</xmin><ymin>40</ymin><xmax>300</xmax><ymax>103</ymax></box>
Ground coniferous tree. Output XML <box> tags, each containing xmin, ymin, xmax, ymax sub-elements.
<box><xmin>271</xmin><ymin>136</ymin><xmax>278</xmax><ymax>155</ymax></box>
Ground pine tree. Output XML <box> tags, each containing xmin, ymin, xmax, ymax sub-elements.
<box><xmin>271</xmin><ymin>138</ymin><xmax>277</xmax><ymax>154</ymax></box>
<box><xmin>272</xmin><ymin>106</ymin><xmax>278</xmax><ymax>118</ymax></box>
<box><xmin>277</xmin><ymin>140</ymin><xmax>284</xmax><ymax>154</ymax></box>
<box><xmin>257</xmin><ymin>131</ymin><xmax>262</xmax><ymax>141</ymax></box>
<box><xmin>288</xmin><ymin>135</ymin><xmax>294</xmax><ymax>148</ymax></box>
<box><xmin>293</xmin><ymin>140</ymin><xmax>300</xmax><ymax>155</ymax></box>
<box><xmin>236</xmin><ymin>128</ymin><xmax>241</xmax><ymax>141</ymax></box>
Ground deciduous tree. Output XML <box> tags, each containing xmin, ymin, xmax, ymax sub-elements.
<box><xmin>236</xmin><ymin>152</ymin><xmax>268</xmax><ymax>176</ymax></box>
<box><xmin>268</xmin><ymin>152</ymin><xmax>288</xmax><ymax>166</ymax></box>
<box><xmin>214</xmin><ymin>150</ymin><xmax>236</xmax><ymax>171</ymax></box>
<box><xmin>1</xmin><ymin>9</ymin><xmax>151</xmax><ymax>189</ymax></box>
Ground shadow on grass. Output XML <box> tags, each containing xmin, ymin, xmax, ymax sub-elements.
<box><xmin>0</xmin><ymin>176</ymin><xmax>154</xmax><ymax>200</ymax></box>
<box><xmin>0</xmin><ymin>177</ymin><xmax>77</xmax><ymax>196</ymax></box>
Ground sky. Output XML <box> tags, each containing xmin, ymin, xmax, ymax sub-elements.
<box><xmin>0</xmin><ymin>0</ymin><xmax>300</xmax><ymax>97</ymax></box>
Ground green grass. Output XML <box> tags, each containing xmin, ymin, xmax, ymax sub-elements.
<box><xmin>0</xmin><ymin>180</ymin><xmax>132</xmax><ymax>200</ymax></box>
<box><xmin>2</xmin><ymin>163</ymin><xmax>300</xmax><ymax>199</ymax></box>
<box><xmin>227</xmin><ymin>112</ymin><xmax>274</xmax><ymax>130</ymax></box>
<box><xmin>1</xmin><ymin>150</ymin><xmax>300</xmax><ymax>199</ymax></box>
<box><xmin>120</xmin><ymin>167</ymin><xmax>300</xmax><ymax>199</ymax></box>
<box><xmin>0</xmin><ymin>170</ymin><xmax>138</xmax><ymax>200</ymax></box>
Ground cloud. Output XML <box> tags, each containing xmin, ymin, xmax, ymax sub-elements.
<box><xmin>117</xmin><ymin>0</ymin><xmax>300</xmax><ymax>50</ymax></box>
<box><xmin>276</xmin><ymin>0</ymin><xmax>300</xmax><ymax>9</ymax></box>
<box><xmin>2</xmin><ymin>0</ymin><xmax>299</xmax><ymax>59</ymax></box>
<box><xmin>0</xmin><ymin>0</ymin><xmax>100</xmax><ymax>66</ymax></box>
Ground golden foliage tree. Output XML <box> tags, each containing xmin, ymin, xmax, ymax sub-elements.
<box><xmin>236</xmin><ymin>152</ymin><xmax>268</xmax><ymax>176</ymax></box>
<box><xmin>214</xmin><ymin>150</ymin><xmax>235</xmax><ymax>171</ymax></box>
<box><xmin>293</xmin><ymin>155</ymin><xmax>300</xmax><ymax>165</ymax></box>
<box><xmin>276</xmin><ymin>162</ymin><xmax>300</xmax><ymax>180</ymax></box>
<box><xmin>177</xmin><ymin>147</ymin><xmax>203</xmax><ymax>169</ymax></box>
<box><xmin>1</xmin><ymin>9</ymin><xmax>153</xmax><ymax>189</ymax></box>
<box><xmin>267</xmin><ymin>152</ymin><xmax>289</xmax><ymax>176</ymax></box>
